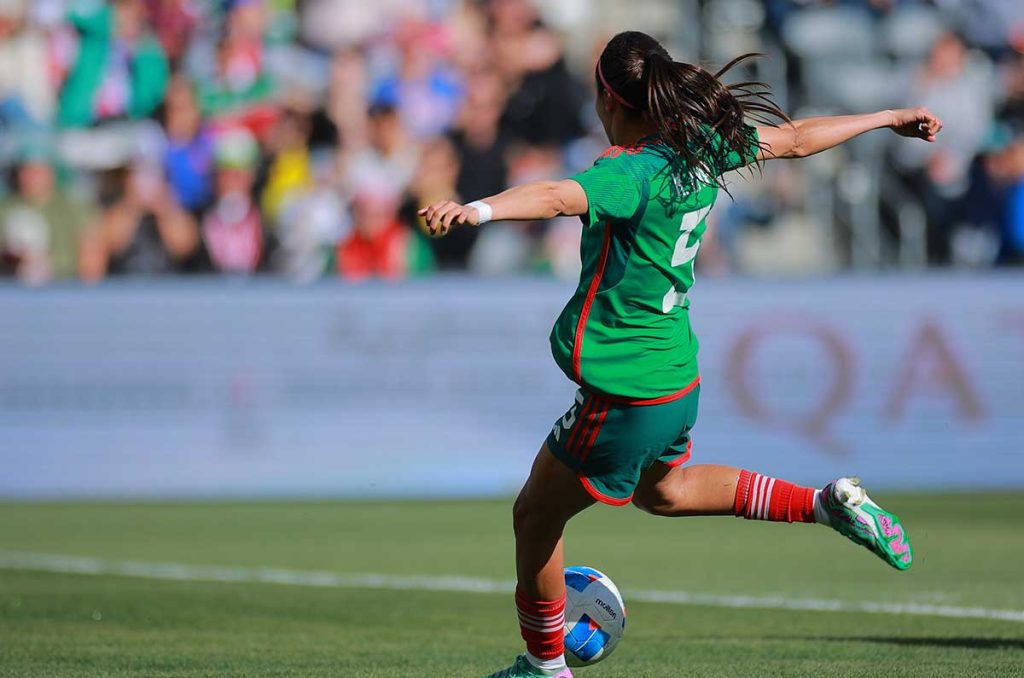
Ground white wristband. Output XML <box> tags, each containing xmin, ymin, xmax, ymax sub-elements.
<box><xmin>467</xmin><ymin>200</ymin><xmax>493</xmax><ymax>225</ymax></box>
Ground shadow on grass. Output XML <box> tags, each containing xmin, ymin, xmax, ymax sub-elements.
<box><xmin>789</xmin><ymin>636</ymin><xmax>1024</xmax><ymax>651</ymax></box>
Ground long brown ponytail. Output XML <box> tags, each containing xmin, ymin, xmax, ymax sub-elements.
<box><xmin>596</xmin><ymin>32</ymin><xmax>788</xmax><ymax>190</ymax></box>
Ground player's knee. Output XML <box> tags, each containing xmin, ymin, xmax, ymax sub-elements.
<box><xmin>631</xmin><ymin>485</ymin><xmax>674</xmax><ymax>516</ymax></box>
<box><xmin>512</xmin><ymin>492</ymin><xmax>532</xmax><ymax>536</ymax></box>
<box><xmin>512</xmin><ymin>491</ymin><xmax>557</xmax><ymax>538</ymax></box>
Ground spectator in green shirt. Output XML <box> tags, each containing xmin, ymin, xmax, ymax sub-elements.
<box><xmin>0</xmin><ymin>138</ymin><xmax>98</xmax><ymax>283</ymax></box>
<box><xmin>57</xmin><ymin>0</ymin><xmax>169</xmax><ymax>128</ymax></box>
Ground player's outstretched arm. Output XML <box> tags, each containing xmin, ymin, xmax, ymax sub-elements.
<box><xmin>756</xmin><ymin>108</ymin><xmax>943</xmax><ymax>161</ymax></box>
<box><xmin>417</xmin><ymin>180</ymin><xmax>588</xmax><ymax>238</ymax></box>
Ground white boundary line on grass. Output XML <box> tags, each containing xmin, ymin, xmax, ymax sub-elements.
<box><xmin>2</xmin><ymin>550</ymin><xmax>1022</xmax><ymax>624</ymax></box>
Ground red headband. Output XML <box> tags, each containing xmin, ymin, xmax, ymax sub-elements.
<box><xmin>596</xmin><ymin>60</ymin><xmax>636</xmax><ymax>110</ymax></box>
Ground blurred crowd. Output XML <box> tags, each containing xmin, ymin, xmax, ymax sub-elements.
<box><xmin>894</xmin><ymin>22</ymin><xmax>1024</xmax><ymax>267</ymax></box>
<box><xmin>1</xmin><ymin>0</ymin><xmax>1023</xmax><ymax>285</ymax></box>
<box><xmin>0</xmin><ymin>0</ymin><xmax>596</xmax><ymax>284</ymax></box>
<box><xmin>729</xmin><ymin>0</ymin><xmax>1024</xmax><ymax>271</ymax></box>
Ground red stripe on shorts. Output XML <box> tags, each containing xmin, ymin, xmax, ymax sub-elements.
<box><xmin>565</xmin><ymin>396</ymin><xmax>596</xmax><ymax>457</ymax></box>
<box><xmin>578</xmin><ymin>402</ymin><xmax>609</xmax><ymax>463</ymax></box>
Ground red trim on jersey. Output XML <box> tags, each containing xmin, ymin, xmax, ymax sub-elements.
<box><xmin>591</xmin><ymin>375</ymin><xmax>701</xmax><ymax>406</ymax></box>
<box><xmin>578</xmin><ymin>403</ymin><xmax>609</xmax><ymax>463</ymax></box>
<box><xmin>578</xmin><ymin>475</ymin><xmax>632</xmax><ymax>507</ymax></box>
<box><xmin>598</xmin><ymin>141</ymin><xmax>652</xmax><ymax>160</ymax></box>
<box><xmin>566</xmin><ymin>396</ymin><xmax>596</xmax><ymax>457</ymax></box>
<box><xmin>572</xmin><ymin>223</ymin><xmax>612</xmax><ymax>383</ymax></box>
<box><xmin>662</xmin><ymin>439</ymin><xmax>693</xmax><ymax>467</ymax></box>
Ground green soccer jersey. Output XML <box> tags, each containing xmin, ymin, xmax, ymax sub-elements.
<box><xmin>550</xmin><ymin>129</ymin><xmax>759</xmax><ymax>402</ymax></box>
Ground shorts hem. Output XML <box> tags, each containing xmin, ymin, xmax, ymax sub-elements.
<box><xmin>578</xmin><ymin>474</ymin><xmax>633</xmax><ymax>507</ymax></box>
<box><xmin>660</xmin><ymin>440</ymin><xmax>693</xmax><ymax>468</ymax></box>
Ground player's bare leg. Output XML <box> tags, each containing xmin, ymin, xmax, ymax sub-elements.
<box><xmin>487</xmin><ymin>443</ymin><xmax>595</xmax><ymax>678</ymax></box>
<box><xmin>631</xmin><ymin>463</ymin><xmax>740</xmax><ymax>516</ymax></box>
<box><xmin>632</xmin><ymin>463</ymin><xmax>912</xmax><ymax>570</ymax></box>
<box><xmin>514</xmin><ymin>443</ymin><xmax>596</xmax><ymax>598</ymax></box>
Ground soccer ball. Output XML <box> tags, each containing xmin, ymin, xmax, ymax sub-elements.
<box><xmin>563</xmin><ymin>566</ymin><xmax>626</xmax><ymax>666</ymax></box>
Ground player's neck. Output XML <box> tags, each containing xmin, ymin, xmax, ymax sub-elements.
<box><xmin>611</xmin><ymin>119</ymin><xmax>659</xmax><ymax>147</ymax></box>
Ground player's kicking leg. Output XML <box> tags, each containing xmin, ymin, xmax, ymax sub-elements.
<box><xmin>632</xmin><ymin>463</ymin><xmax>912</xmax><ymax>570</ymax></box>
<box><xmin>486</xmin><ymin>443</ymin><xmax>595</xmax><ymax>678</ymax></box>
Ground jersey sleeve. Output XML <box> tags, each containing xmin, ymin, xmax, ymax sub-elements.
<box><xmin>570</xmin><ymin>154</ymin><xmax>646</xmax><ymax>227</ymax></box>
<box><xmin>717</xmin><ymin>124</ymin><xmax>761</xmax><ymax>173</ymax></box>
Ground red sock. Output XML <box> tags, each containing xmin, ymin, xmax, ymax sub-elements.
<box><xmin>733</xmin><ymin>470</ymin><xmax>817</xmax><ymax>523</ymax></box>
<box><xmin>515</xmin><ymin>587</ymin><xmax>565</xmax><ymax>660</ymax></box>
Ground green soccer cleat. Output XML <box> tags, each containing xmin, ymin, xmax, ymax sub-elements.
<box><xmin>485</xmin><ymin>655</ymin><xmax>573</xmax><ymax>678</ymax></box>
<box><xmin>820</xmin><ymin>477</ymin><xmax>913</xmax><ymax>570</ymax></box>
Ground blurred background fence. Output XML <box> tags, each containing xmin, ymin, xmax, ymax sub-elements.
<box><xmin>3</xmin><ymin>275</ymin><xmax>1021</xmax><ymax>498</ymax></box>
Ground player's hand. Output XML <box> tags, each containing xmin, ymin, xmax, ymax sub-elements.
<box><xmin>888</xmin><ymin>107</ymin><xmax>943</xmax><ymax>142</ymax></box>
<box><xmin>417</xmin><ymin>200</ymin><xmax>480</xmax><ymax>238</ymax></box>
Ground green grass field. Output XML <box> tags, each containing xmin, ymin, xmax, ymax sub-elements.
<box><xmin>1</xmin><ymin>493</ymin><xmax>1023</xmax><ymax>677</ymax></box>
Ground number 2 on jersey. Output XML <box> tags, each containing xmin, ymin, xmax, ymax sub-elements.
<box><xmin>662</xmin><ymin>204</ymin><xmax>712</xmax><ymax>313</ymax></box>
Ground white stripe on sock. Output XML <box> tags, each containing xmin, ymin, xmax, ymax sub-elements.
<box><xmin>752</xmin><ymin>474</ymin><xmax>768</xmax><ymax>518</ymax></box>
<box><xmin>746</xmin><ymin>474</ymin><xmax>760</xmax><ymax>517</ymax></box>
<box><xmin>517</xmin><ymin>610</ymin><xmax>563</xmax><ymax>625</ymax></box>
<box><xmin>517</xmin><ymin>610</ymin><xmax>564</xmax><ymax>623</ymax></box>
<box><xmin>519</xmin><ymin>619</ymin><xmax>565</xmax><ymax>633</ymax></box>
<box><xmin>758</xmin><ymin>476</ymin><xmax>772</xmax><ymax>519</ymax></box>
<box><xmin>761</xmin><ymin>478</ymin><xmax>777</xmax><ymax>519</ymax></box>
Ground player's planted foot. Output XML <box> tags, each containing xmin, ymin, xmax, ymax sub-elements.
<box><xmin>485</xmin><ymin>655</ymin><xmax>573</xmax><ymax>678</ymax></box>
<box><xmin>819</xmin><ymin>477</ymin><xmax>913</xmax><ymax>570</ymax></box>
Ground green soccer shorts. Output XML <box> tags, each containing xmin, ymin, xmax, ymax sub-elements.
<box><xmin>545</xmin><ymin>379</ymin><xmax>701</xmax><ymax>506</ymax></box>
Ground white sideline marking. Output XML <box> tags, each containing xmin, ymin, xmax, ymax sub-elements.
<box><xmin>2</xmin><ymin>551</ymin><xmax>1022</xmax><ymax>624</ymax></box>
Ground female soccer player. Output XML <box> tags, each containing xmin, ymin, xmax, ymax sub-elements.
<box><xmin>420</xmin><ymin>31</ymin><xmax>942</xmax><ymax>678</ymax></box>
